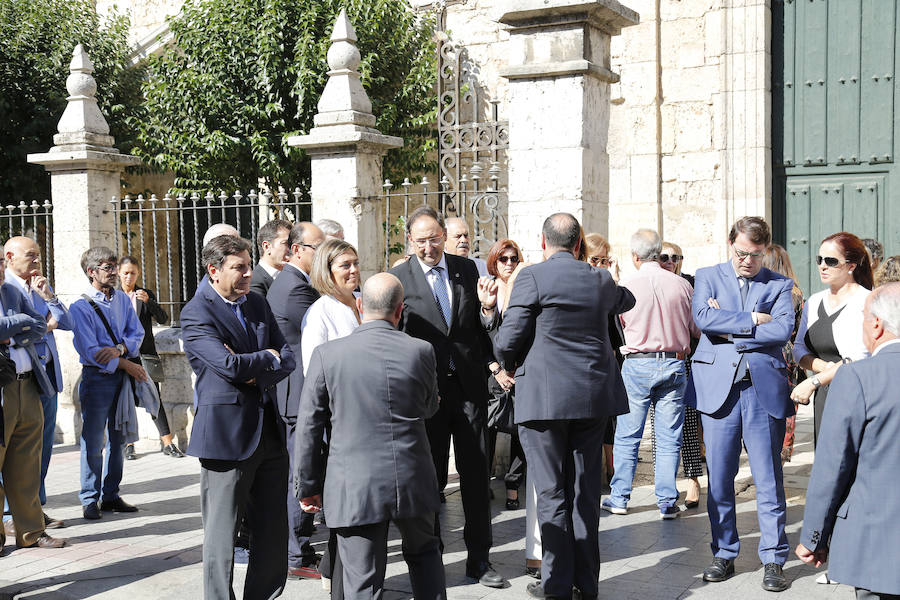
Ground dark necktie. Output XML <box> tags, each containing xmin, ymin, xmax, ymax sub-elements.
<box><xmin>429</xmin><ymin>266</ymin><xmax>455</xmax><ymax>370</ymax></box>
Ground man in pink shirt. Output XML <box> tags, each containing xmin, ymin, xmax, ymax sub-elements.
<box><xmin>602</xmin><ymin>228</ymin><xmax>699</xmax><ymax>519</ymax></box>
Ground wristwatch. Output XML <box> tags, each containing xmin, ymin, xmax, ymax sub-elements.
<box><xmin>116</xmin><ymin>343</ymin><xmax>127</xmax><ymax>357</ymax></box>
<box><xmin>811</xmin><ymin>375</ymin><xmax>822</xmax><ymax>390</ymax></box>
<box><xmin>490</xmin><ymin>364</ymin><xmax>502</xmax><ymax>376</ymax></box>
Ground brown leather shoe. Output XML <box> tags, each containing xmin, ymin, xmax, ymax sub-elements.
<box><xmin>43</xmin><ymin>513</ymin><xmax>65</xmax><ymax>529</ymax></box>
<box><xmin>31</xmin><ymin>533</ymin><xmax>67</xmax><ymax>549</ymax></box>
<box><xmin>3</xmin><ymin>519</ymin><xmax>14</xmax><ymax>537</ymax></box>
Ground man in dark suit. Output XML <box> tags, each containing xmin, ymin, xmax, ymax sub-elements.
<box><xmin>493</xmin><ymin>213</ymin><xmax>634</xmax><ymax>600</ymax></box>
<box><xmin>389</xmin><ymin>205</ymin><xmax>504</xmax><ymax>588</ymax></box>
<box><xmin>688</xmin><ymin>217</ymin><xmax>795</xmax><ymax>592</ymax></box>
<box><xmin>181</xmin><ymin>234</ymin><xmax>295</xmax><ymax>600</ymax></box>
<box><xmin>295</xmin><ymin>273</ymin><xmax>446</xmax><ymax>599</ymax></box>
<box><xmin>250</xmin><ymin>219</ymin><xmax>292</xmax><ymax>297</ymax></box>
<box><xmin>796</xmin><ymin>282</ymin><xmax>900</xmax><ymax>600</ymax></box>
<box><xmin>265</xmin><ymin>221</ymin><xmax>324</xmax><ymax>580</ymax></box>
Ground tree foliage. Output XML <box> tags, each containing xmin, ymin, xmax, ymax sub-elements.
<box><xmin>133</xmin><ymin>0</ymin><xmax>437</xmax><ymax>193</ymax></box>
<box><xmin>0</xmin><ymin>0</ymin><xmax>143</xmax><ymax>203</ymax></box>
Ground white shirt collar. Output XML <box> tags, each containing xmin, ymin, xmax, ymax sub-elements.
<box><xmin>259</xmin><ymin>260</ymin><xmax>281</xmax><ymax>279</ymax></box>
<box><xmin>415</xmin><ymin>253</ymin><xmax>447</xmax><ymax>276</ymax></box>
<box><xmin>5</xmin><ymin>269</ymin><xmax>30</xmax><ymax>292</ymax></box>
<box><xmin>873</xmin><ymin>338</ymin><xmax>900</xmax><ymax>356</ymax></box>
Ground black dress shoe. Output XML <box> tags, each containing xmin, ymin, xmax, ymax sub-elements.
<box><xmin>505</xmin><ymin>498</ymin><xmax>520</xmax><ymax>510</ymax></box>
<box><xmin>83</xmin><ymin>502</ymin><xmax>102</xmax><ymax>520</ymax></box>
<box><xmin>702</xmin><ymin>557</ymin><xmax>735</xmax><ymax>582</ymax></box>
<box><xmin>762</xmin><ymin>563</ymin><xmax>789</xmax><ymax>592</ymax></box>
<box><xmin>100</xmin><ymin>497</ymin><xmax>139</xmax><ymax>513</ymax></box>
<box><xmin>163</xmin><ymin>443</ymin><xmax>185</xmax><ymax>458</ymax></box>
<box><xmin>124</xmin><ymin>444</ymin><xmax>137</xmax><ymax>460</ymax></box>
<box><xmin>466</xmin><ymin>561</ymin><xmax>506</xmax><ymax>588</ymax></box>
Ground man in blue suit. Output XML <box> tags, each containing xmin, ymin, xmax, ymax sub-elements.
<box><xmin>181</xmin><ymin>234</ymin><xmax>295</xmax><ymax>600</ymax></box>
<box><xmin>796</xmin><ymin>282</ymin><xmax>900</xmax><ymax>600</ymax></box>
<box><xmin>3</xmin><ymin>236</ymin><xmax>71</xmax><ymax>529</ymax></box>
<box><xmin>689</xmin><ymin>217</ymin><xmax>794</xmax><ymax>592</ymax></box>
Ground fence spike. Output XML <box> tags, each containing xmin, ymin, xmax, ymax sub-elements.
<box><xmin>219</xmin><ymin>191</ymin><xmax>228</xmax><ymax>204</ymax></box>
<box><xmin>136</xmin><ymin>194</ymin><xmax>146</xmax><ymax>203</ymax></box>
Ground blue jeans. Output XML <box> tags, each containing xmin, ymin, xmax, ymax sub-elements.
<box><xmin>79</xmin><ymin>368</ymin><xmax>126</xmax><ymax>506</ymax></box>
<box><xmin>609</xmin><ymin>357</ymin><xmax>686</xmax><ymax>508</ymax></box>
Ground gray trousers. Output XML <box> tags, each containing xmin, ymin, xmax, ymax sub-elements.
<box><xmin>336</xmin><ymin>513</ymin><xmax>446</xmax><ymax>600</ymax></box>
<box><xmin>857</xmin><ymin>589</ymin><xmax>900</xmax><ymax>600</ymax></box>
<box><xmin>199</xmin><ymin>406</ymin><xmax>288</xmax><ymax>600</ymax></box>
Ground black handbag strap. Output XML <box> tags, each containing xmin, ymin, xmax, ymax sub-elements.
<box><xmin>81</xmin><ymin>294</ymin><xmax>122</xmax><ymax>347</ymax></box>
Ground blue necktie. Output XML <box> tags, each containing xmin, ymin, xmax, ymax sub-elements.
<box><xmin>430</xmin><ymin>266</ymin><xmax>455</xmax><ymax>371</ymax></box>
<box><xmin>734</xmin><ymin>277</ymin><xmax>751</xmax><ymax>383</ymax></box>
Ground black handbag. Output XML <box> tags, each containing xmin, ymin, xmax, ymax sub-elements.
<box><xmin>487</xmin><ymin>387</ymin><xmax>516</xmax><ymax>434</ymax></box>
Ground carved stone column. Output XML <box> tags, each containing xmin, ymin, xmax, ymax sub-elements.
<box><xmin>499</xmin><ymin>0</ymin><xmax>639</xmax><ymax>259</ymax></box>
<box><xmin>287</xmin><ymin>10</ymin><xmax>402</xmax><ymax>279</ymax></box>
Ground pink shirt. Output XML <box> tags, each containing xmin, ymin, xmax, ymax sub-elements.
<box><xmin>619</xmin><ymin>261</ymin><xmax>699</xmax><ymax>354</ymax></box>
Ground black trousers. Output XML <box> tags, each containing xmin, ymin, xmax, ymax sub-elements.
<box><xmin>199</xmin><ymin>404</ymin><xmax>288</xmax><ymax>600</ymax></box>
<box><xmin>337</xmin><ymin>513</ymin><xmax>445</xmax><ymax>600</ymax></box>
<box><xmin>425</xmin><ymin>374</ymin><xmax>492</xmax><ymax>567</ymax></box>
<box><xmin>519</xmin><ymin>417</ymin><xmax>606</xmax><ymax>599</ymax></box>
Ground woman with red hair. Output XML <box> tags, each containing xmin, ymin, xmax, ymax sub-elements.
<box><xmin>792</xmin><ymin>232</ymin><xmax>873</xmax><ymax>445</ymax></box>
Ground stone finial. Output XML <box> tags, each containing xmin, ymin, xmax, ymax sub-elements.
<box><xmin>314</xmin><ymin>9</ymin><xmax>375</xmax><ymax>127</ymax></box>
<box><xmin>57</xmin><ymin>44</ymin><xmax>111</xmax><ymax>137</ymax></box>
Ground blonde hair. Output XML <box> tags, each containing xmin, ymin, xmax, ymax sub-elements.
<box><xmin>584</xmin><ymin>233</ymin><xmax>611</xmax><ymax>260</ymax></box>
<box><xmin>875</xmin><ymin>255</ymin><xmax>900</xmax><ymax>287</ymax></box>
<box><xmin>310</xmin><ymin>238</ymin><xmax>358</xmax><ymax>299</ymax></box>
<box><xmin>661</xmin><ymin>240</ymin><xmax>684</xmax><ymax>275</ymax></box>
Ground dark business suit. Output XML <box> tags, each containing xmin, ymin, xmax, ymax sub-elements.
<box><xmin>265</xmin><ymin>263</ymin><xmax>321</xmax><ymax>570</ymax></box>
<box><xmin>250</xmin><ymin>263</ymin><xmax>275</xmax><ymax>297</ymax></box>
<box><xmin>390</xmin><ymin>253</ymin><xmax>494</xmax><ymax>568</ymax></box>
<box><xmin>493</xmin><ymin>251</ymin><xmax>635</xmax><ymax>598</ymax></box>
<box><xmin>296</xmin><ymin>320</ymin><xmax>446</xmax><ymax>599</ymax></box>
<box><xmin>688</xmin><ymin>262</ymin><xmax>794</xmax><ymax>566</ymax></box>
<box><xmin>800</xmin><ymin>343</ymin><xmax>900</xmax><ymax>597</ymax></box>
<box><xmin>181</xmin><ymin>284</ymin><xmax>295</xmax><ymax>600</ymax></box>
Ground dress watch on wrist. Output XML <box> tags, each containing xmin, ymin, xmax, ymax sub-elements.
<box><xmin>811</xmin><ymin>375</ymin><xmax>822</xmax><ymax>390</ymax></box>
<box><xmin>116</xmin><ymin>343</ymin><xmax>127</xmax><ymax>357</ymax></box>
<box><xmin>490</xmin><ymin>364</ymin><xmax>502</xmax><ymax>376</ymax></box>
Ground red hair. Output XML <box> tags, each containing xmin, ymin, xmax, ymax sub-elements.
<box><xmin>487</xmin><ymin>239</ymin><xmax>523</xmax><ymax>277</ymax></box>
<box><xmin>821</xmin><ymin>232</ymin><xmax>874</xmax><ymax>290</ymax></box>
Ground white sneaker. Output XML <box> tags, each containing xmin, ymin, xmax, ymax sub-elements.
<box><xmin>601</xmin><ymin>498</ymin><xmax>627</xmax><ymax>515</ymax></box>
<box><xmin>816</xmin><ymin>572</ymin><xmax>835</xmax><ymax>585</ymax></box>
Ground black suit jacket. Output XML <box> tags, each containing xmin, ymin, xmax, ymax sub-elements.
<box><xmin>181</xmin><ymin>285</ymin><xmax>295</xmax><ymax>461</ymax></box>
<box><xmin>250</xmin><ymin>263</ymin><xmax>275</xmax><ymax>297</ymax></box>
<box><xmin>266</xmin><ymin>264</ymin><xmax>320</xmax><ymax>425</ymax></box>
<box><xmin>494</xmin><ymin>252</ymin><xmax>635</xmax><ymax>422</ymax></box>
<box><xmin>390</xmin><ymin>253</ymin><xmax>493</xmax><ymax>403</ymax></box>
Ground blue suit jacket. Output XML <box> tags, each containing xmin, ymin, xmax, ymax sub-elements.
<box><xmin>3</xmin><ymin>272</ymin><xmax>72</xmax><ymax>393</ymax></box>
<box><xmin>181</xmin><ymin>283</ymin><xmax>295</xmax><ymax>461</ymax></box>
<box><xmin>799</xmin><ymin>343</ymin><xmax>900</xmax><ymax>594</ymax></box>
<box><xmin>687</xmin><ymin>262</ymin><xmax>795</xmax><ymax>418</ymax></box>
<box><xmin>493</xmin><ymin>252</ymin><xmax>635</xmax><ymax>423</ymax></box>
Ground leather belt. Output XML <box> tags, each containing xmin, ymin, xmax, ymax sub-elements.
<box><xmin>15</xmin><ymin>371</ymin><xmax>34</xmax><ymax>380</ymax></box>
<box><xmin>625</xmin><ymin>351</ymin><xmax>686</xmax><ymax>360</ymax></box>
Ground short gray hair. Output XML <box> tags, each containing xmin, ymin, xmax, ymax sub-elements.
<box><xmin>869</xmin><ymin>282</ymin><xmax>900</xmax><ymax>336</ymax></box>
<box><xmin>80</xmin><ymin>246</ymin><xmax>118</xmax><ymax>280</ymax></box>
<box><xmin>203</xmin><ymin>223</ymin><xmax>240</xmax><ymax>247</ymax></box>
<box><xmin>630</xmin><ymin>228</ymin><xmax>662</xmax><ymax>261</ymax></box>
<box><xmin>316</xmin><ymin>219</ymin><xmax>344</xmax><ymax>237</ymax></box>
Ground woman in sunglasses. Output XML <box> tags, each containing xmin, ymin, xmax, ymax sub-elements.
<box><xmin>658</xmin><ymin>241</ymin><xmax>694</xmax><ymax>286</ymax></box>
<box><xmin>792</xmin><ymin>232</ymin><xmax>874</xmax><ymax>446</ymax></box>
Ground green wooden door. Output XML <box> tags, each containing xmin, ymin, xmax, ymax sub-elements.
<box><xmin>773</xmin><ymin>0</ymin><xmax>900</xmax><ymax>294</ymax></box>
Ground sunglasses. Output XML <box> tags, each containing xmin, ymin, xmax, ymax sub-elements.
<box><xmin>816</xmin><ymin>255</ymin><xmax>847</xmax><ymax>268</ymax></box>
<box><xmin>498</xmin><ymin>255</ymin><xmax>520</xmax><ymax>265</ymax></box>
<box><xmin>589</xmin><ymin>256</ymin><xmax>612</xmax><ymax>267</ymax></box>
<box><xmin>659</xmin><ymin>254</ymin><xmax>682</xmax><ymax>263</ymax></box>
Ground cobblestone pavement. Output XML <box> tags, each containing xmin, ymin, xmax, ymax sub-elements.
<box><xmin>1</xmin><ymin>403</ymin><xmax>853</xmax><ymax>599</ymax></box>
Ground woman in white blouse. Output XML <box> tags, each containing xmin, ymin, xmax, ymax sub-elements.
<box><xmin>301</xmin><ymin>238</ymin><xmax>361</xmax><ymax>375</ymax></box>
<box><xmin>792</xmin><ymin>232</ymin><xmax>874</xmax><ymax>444</ymax></box>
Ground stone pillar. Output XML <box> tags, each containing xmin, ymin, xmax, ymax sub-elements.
<box><xmin>28</xmin><ymin>44</ymin><xmax>141</xmax><ymax>442</ymax></box>
<box><xmin>499</xmin><ymin>1</ymin><xmax>639</xmax><ymax>260</ymax></box>
<box><xmin>287</xmin><ymin>9</ymin><xmax>402</xmax><ymax>280</ymax></box>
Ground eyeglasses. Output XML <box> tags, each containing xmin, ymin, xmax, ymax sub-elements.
<box><xmin>589</xmin><ymin>256</ymin><xmax>611</xmax><ymax>267</ymax></box>
<box><xmin>410</xmin><ymin>236</ymin><xmax>443</xmax><ymax>248</ymax></box>
<box><xmin>659</xmin><ymin>254</ymin><xmax>683</xmax><ymax>263</ymax></box>
<box><xmin>816</xmin><ymin>255</ymin><xmax>847</xmax><ymax>268</ymax></box>
<box><xmin>733</xmin><ymin>248</ymin><xmax>763</xmax><ymax>261</ymax></box>
<box><xmin>497</xmin><ymin>255</ymin><xmax>519</xmax><ymax>265</ymax></box>
<box><xmin>301</xmin><ymin>243</ymin><xmax>319</xmax><ymax>251</ymax></box>
<box><xmin>96</xmin><ymin>264</ymin><xmax>118</xmax><ymax>273</ymax></box>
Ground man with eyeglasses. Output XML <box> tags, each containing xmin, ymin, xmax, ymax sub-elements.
<box><xmin>445</xmin><ymin>217</ymin><xmax>489</xmax><ymax>276</ymax></box>
<box><xmin>69</xmin><ymin>247</ymin><xmax>147</xmax><ymax>520</ymax></box>
<box><xmin>688</xmin><ymin>217</ymin><xmax>795</xmax><ymax>592</ymax></box>
<box><xmin>390</xmin><ymin>205</ymin><xmax>506</xmax><ymax>588</ymax></box>
<box><xmin>265</xmin><ymin>221</ymin><xmax>325</xmax><ymax>580</ymax></box>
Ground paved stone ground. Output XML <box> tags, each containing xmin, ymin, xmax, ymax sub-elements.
<box><xmin>1</xmin><ymin>403</ymin><xmax>853</xmax><ymax>599</ymax></box>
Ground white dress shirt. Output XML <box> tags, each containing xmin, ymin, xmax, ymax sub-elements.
<box><xmin>301</xmin><ymin>293</ymin><xmax>361</xmax><ymax>375</ymax></box>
